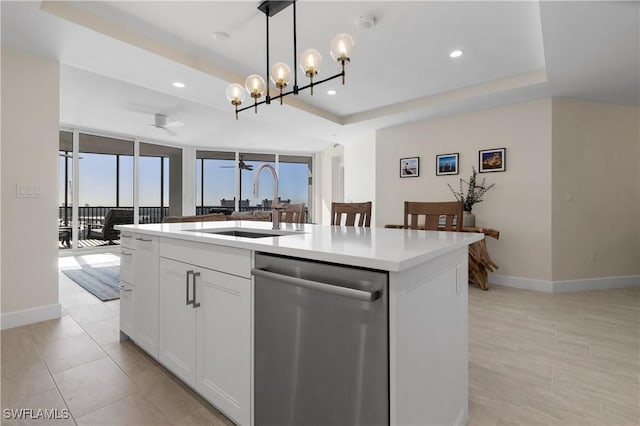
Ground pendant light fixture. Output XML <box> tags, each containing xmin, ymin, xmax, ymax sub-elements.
<box><xmin>226</xmin><ymin>0</ymin><xmax>355</xmax><ymax>119</ymax></box>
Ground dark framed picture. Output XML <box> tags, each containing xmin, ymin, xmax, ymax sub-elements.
<box><xmin>400</xmin><ymin>157</ymin><xmax>419</xmax><ymax>178</ymax></box>
<box><xmin>479</xmin><ymin>148</ymin><xmax>506</xmax><ymax>173</ymax></box>
<box><xmin>436</xmin><ymin>153</ymin><xmax>459</xmax><ymax>176</ymax></box>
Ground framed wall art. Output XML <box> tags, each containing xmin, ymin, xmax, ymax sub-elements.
<box><xmin>436</xmin><ymin>153</ymin><xmax>459</xmax><ymax>176</ymax></box>
<box><xmin>400</xmin><ymin>157</ymin><xmax>420</xmax><ymax>178</ymax></box>
<box><xmin>479</xmin><ymin>148</ymin><xmax>506</xmax><ymax>173</ymax></box>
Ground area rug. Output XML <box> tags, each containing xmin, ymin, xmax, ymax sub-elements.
<box><xmin>62</xmin><ymin>265</ymin><xmax>120</xmax><ymax>301</ymax></box>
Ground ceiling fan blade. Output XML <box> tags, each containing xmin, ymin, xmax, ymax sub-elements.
<box><xmin>166</xmin><ymin>120</ymin><xmax>184</xmax><ymax>128</ymax></box>
<box><xmin>164</xmin><ymin>128</ymin><xmax>177</xmax><ymax>137</ymax></box>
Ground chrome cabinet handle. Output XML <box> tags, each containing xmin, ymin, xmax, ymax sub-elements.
<box><xmin>251</xmin><ymin>268</ymin><xmax>381</xmax><ymax>302</ymax></box>
<box><xmin>118</xmin><ymin>285</ymin><xmax>132</xmax><ymax>292</ymax></box>
<box><xmin>186</xmin><ymin>270</ymin><xmax>194</xmax><ymax>306</ymax></box>
<box><xmin>121</xmin><ymin>235</ymin><xmax>132</xmax><ymax>239</ymax></box>
<box><xmin>120</xmin><ymin>252</ymin><xmax>133</xmax><ymax>256</ymax></box>
<box><xmin>135</xmin><ymin>237</ymin><xmax>152</xmax><ymax>242</ymax></box>
<box><xmin>192</xmin><ymin>272</ymin><xmax>201</xmax><ymax>308</ymax></box>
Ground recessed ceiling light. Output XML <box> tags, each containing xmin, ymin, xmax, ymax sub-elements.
<box><xmin>327</xmin><ymin>89</ymin><xmax>337</xmax><ymax>95</ymax></box>
<box><xmin>212</xmin><ymin>31</ymin><xmax>229</xmax><ymax>41</ymax></box>
<box><xmin>172</xmin><ymin>82</ymin><xmax>185</xmax><ymax>88</ymax></box>
<box><xmin>449</xmin><ymin>50</ymin><xmax>463</xmax><ymax>58</ymax></box>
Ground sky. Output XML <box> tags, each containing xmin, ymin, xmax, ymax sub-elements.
<box><xmin>59</xmin><ymin>154</ymin><xmax>309</xmax><ymax>208</ymax></box>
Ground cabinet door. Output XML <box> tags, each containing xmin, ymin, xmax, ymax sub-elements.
<box><xmin>133</xmin><ymin>235</ymin><xmax>159</xmax><ymax>358</ymax></box>
<box><xmin>159</xmin><ymin>258</ymin><xmax>197</xmax><ymax>385</ymax></box>
<box><xmin>195</xmin><ymin>268</ymin><xmax>251</xmax><ymax>426</ymax></box>
<box><xmin>119</xmin><ymin>281</ymin><xmax>134</xmax><ymax>337</ymax></box>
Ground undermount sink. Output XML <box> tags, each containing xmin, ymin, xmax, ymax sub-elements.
<box><xmin>182</xmin><ymin>228</ymin><xmax>302</xmax><ymax>238</ymax></box>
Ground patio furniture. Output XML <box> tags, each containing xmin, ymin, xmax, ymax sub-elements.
<box><xmin>87</xmin><ymin>209</ymin><xmax>134</xmax><ymax>244</ymax></box>
<box><xmin>58</xmin><ymin>226</ymin><xmax>71</xmax><ymax>247</ymax></box>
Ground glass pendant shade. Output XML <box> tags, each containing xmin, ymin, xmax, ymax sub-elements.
<box><xmin>244</xmin><ymin>74</ymin><xmax>266</xmax><ymax>98</ymax></box>
<box><xmin>225</xmin><ymin>83</ymin><xmax>246</xmax><ymax>105</ymax></box>
<box><xmin>300</xmin><ymin>49</ymin><xmax>322</xmax><ymax>75</ymax></box>
<box><xmin>330</xmin><ymin>33</ymin><xmax>355</xmax><ymax>62</ymax></box>
<box><xmin>270</xmin><ymin>62</ymin><xmax>291</xmax><ymax>88</ymax></box>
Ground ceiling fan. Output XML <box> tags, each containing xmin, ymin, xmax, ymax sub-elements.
<box><xmin>220</xmin><ymin>158</ymin><xmax>254</xmax><ymax>171</ymax></box>
<box><xmin>148</xmin><ymin>113</ymin><xmax>183</xmax><ymax>136</ymax></box>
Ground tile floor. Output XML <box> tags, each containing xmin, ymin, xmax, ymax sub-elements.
<box><xmin>1</xmin><ymin>253</ymin><xmax>638</xmax><ymax>425</ymax></box>
<box><xmin>467</xmin><ymin>284</ymin><xmax>639</xmax><ymax>426</ymax></box>
<box><xmin>1</xmin><ymin>254</ymin><xmax>232</xmax><ymax>426</ymax></box>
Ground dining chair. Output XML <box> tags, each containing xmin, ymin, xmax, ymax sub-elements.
<box><xmin>277</xmin><ymin>203</ymin><xmax>306</xmax><ymax>224</ymax></box>
<box><xmin>403</xmin><ymin>201</ymin><xmax>463</xmax><ymax>231</ymax></box>
<box><xmin>331</xmin><ymin>202</ymin><xmax>372</xmax><ymax>227</ymax></box>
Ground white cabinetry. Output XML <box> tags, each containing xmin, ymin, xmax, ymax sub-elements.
<box><xmin>195</xmin><ymin>265</ymin><xmax>251</xmax><ymax>426</ymax></box>
<box><xmin>158</xmin><ymin>241</ymin><xmax>251</xmax><ymax>426</ymax></box>
<box><xmin>158</xmin><ymin>258</ymin><xmax>197</xmax><ymax>384</ymax></box>
<box><xmin>133</xmin><ymin>235</ymin><xmax>159</xmax><ymax>358</ymax></box>
<box><xmin>119</xmin><ymin>233</ymin><xmax>135</xmax><ymax>337</ymax></box>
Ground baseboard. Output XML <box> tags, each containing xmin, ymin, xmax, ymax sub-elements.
<box><xmin>1</xmin><ymin>303</ymin><xmax>61</xmax><ymax>330</ymax></box>
<box><xmin>489</xmin><ymin>273</ymin><xmax>640</xmax><ymax>293</ymax></box>
<box><xmin>552</xmin><ymin>275</ymin><xmax>640</xmax><ymax>292</ymax></box>
<box><xmin>489</xmin><ymin>273</ymin><xmax>554</xmax><ymax>292</ymax></box>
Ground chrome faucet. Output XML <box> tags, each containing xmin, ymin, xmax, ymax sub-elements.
<box><xmin>253</xmin><ymin>163</ymin><xmax>281</xmax><ymax>230</ymax></box>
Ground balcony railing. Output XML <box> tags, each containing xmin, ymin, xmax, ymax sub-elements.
<box><xmin>58</xmin><ymin>206</ymin><xmax>171</xmax><ymax>228</ymax></box>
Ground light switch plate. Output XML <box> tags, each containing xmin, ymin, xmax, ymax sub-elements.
<box><xmin>16</xmin><ymin>184</ymin><xmax>42</xmax><ymax>198</ymax></box>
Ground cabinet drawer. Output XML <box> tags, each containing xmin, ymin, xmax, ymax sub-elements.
<box><xmin>134</xmin><ymin>234</ymin><xmax>159</xmax><ymax>254</ymax></box>
<box><xmin>160</xmin><ymin>238</ymin><xmax>251</xmax><ymax>278</ymax></box>
<box><xmin>120</xmin><ymin>232</ymin><xmax>135</xmax><ymax>249</ymax></box>
<box><xmin>120</xmin><ymin>247</ymin><xmax>135</xmax><ymax>284</ymax></box>
<box><xmin>119</xmin><ymin>281</ymin><xmax>134</xmax><ymax>337</ymax></box>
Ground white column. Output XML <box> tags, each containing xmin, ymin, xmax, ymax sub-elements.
<box><xmin>71</xmin><ymin>130</ymin><xmax>79</xmax><ymax>248</ymax></box>
<box><xmin>234</xmin><ymin>151</ymin><xmax>240</xmax><ymax>212</ymax></box>
<box><xmin>182</xmin><ymin>146</ymin><xmax>196</xmax><ymax>216</ymax></box>
<box><xmin>133</xmin><ymin>138</ymin><xmax>140</xmax><ymax>224</ymax></box>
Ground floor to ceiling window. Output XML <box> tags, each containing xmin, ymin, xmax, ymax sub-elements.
<box><xmin>59</xmin><ymin>131</ymin><xmax>73</xmax><ymax>229</ymax></box>
<box><xmin>239</xmin><ymin>153</ymin><xmax>276</xmax><ymax>210</ymax></box>
<box><xmin>58</xmin><ymin>132</ymin><xmax>182</xmax><ymax>250</ymax></box>
<box><xmin>195</xmin><ymin>151</ymin><xmax>313</xmax><ymax>220</ymax></box>
<box><xmin>277</xmin><ymin>155</ymin><xmax>313</xmax><ymax>207</ymax></box>
<box><xmin>195</xmin><ymin>151</ymin><xmax>236</xmax><ymax>214</ymax></box>
<box><xmin>138</xmin><ymin>142</ymin><xmax>181</xmax><ymax>223</ymax></box>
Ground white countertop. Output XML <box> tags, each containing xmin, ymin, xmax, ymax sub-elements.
<box><xmin>116</xmin><ymin>221</ymin><xmax>483</xmax><ymax>272</ymax></box>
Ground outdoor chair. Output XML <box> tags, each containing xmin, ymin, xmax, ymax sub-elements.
<box><xmin>87</xmin><ymin>209</ymin><xmax>134</xmax><ymax>244</ymax></box>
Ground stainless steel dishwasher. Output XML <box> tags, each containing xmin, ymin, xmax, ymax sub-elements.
<box><xmin>252</xmin><ymin>252</ymin><xmax>389</xmax><ymax>426</ymax></box>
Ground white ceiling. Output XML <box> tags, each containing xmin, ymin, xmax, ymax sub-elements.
<box><xmin>1</xmin><ymin>1</ymin><xmax>638</xmax><ymax>151</ymax></box>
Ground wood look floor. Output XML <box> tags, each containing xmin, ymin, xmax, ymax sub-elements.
<box><xmin>1</xmin><ymin>254</ymin><xmax>638</xmax><ymax>425</ymax></box>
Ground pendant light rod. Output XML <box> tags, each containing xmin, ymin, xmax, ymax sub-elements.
<box><xmin>292</xmin><ymin>0</ymin><xmax>298</xmax><ymax>94</ymax></box>
<box><xmin>265</xmin><ymin>6</ymin><xmax>271</xmax><ymax>104</ymax></box>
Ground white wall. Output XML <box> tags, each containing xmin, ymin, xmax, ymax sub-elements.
<box><xmin>1</xmin><ymin>48</ymin><xmax>61</xmax><ymax>328</ymax></box>
<box><xmin>343</xmin><ymin>131</ymin><xmax>376</xmax><ymax>224</ymax></box>
<box><xmin>376</xmin><ymin>100</ymin><xmax>553</xmax><ymax>281</ymax></box>
<box><xmin>552</xmin><ymin>98</ymin><xmax>640</xmax><ymax>281</ymax></box>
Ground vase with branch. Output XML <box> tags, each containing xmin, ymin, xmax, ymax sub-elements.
<box><xmin>447</xmin><ymin>167</ymin><xmax>495</xmax><ymax>226</ymax></box>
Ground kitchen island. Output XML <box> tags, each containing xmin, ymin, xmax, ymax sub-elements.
<box><xmin>116</xmin><ymin>220</ymin><xmax>483</xmax><ymax>426</ymax></box>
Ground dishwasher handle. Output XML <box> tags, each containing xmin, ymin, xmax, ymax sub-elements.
<box><xmin>251</xmin><ymin>268</ymin><xmax>381</xmax><ymax>302</ymax></box>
